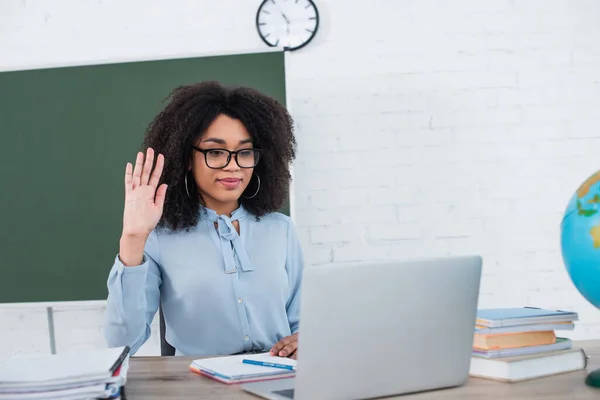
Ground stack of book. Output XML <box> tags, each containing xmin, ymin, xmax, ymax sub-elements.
<box><xmin>0</xmin><ymin>346</ymin><xmax>129</xmax><ymax>399</ymax></box>
<box><xmin>469</xmin><ymin>307</ymin><xmax>587</xmax><ymax>382</ymax></box>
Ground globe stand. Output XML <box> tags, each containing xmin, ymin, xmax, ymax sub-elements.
<box><xmin>586</xmin><ymin>368</ymin><xmax>600</xmax><ymax>388</ymax></box>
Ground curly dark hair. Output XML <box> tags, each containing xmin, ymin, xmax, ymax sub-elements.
<box><xmin>141</xmin><ymin>81</ymin><xmax>296</xmax><ymax>231</ymax></box>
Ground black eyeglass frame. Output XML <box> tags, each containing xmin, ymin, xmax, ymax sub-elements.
<box><xmin>191</xmin><ymin>145</ymin><xmax>262</xmax><ymax>169</ymax></box>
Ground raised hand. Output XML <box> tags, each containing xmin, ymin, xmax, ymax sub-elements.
<box><xmin>122</xmin><ymin>148</ymin><xmax>167</xmax><ymax>239</ymax></box>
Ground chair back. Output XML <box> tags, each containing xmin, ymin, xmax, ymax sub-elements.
<box><xmin>159</xmin><ymin>305</ymin><xmax>176</xmax><ymax>356</ymax></box>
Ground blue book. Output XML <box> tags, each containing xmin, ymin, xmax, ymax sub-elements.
<box><xmin>476</xmin><ymin>307</ymin><xmax>578</xmax><ymax>328</ymax></box>
<box><xmin>475</xmin><ymin>321</ymin><xmax>575</xmax><ymax>334</ymax></box>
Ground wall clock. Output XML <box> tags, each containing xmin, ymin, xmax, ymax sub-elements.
<box><xmin>256</xmin><ymin>0</ymin><xmax>319</xmax><ymax>51</ymax></box>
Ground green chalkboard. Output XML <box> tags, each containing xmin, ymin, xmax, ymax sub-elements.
<box><xmin>0</xmin><ymin>51</ymin><xmax>287</xmax><ymax>303</ymax></box>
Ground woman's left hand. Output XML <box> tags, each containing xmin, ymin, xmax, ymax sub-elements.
<box><xmin>270</xmin><ymin>332</ymin><xmax>298</xmax><ymax>359</ymax></box>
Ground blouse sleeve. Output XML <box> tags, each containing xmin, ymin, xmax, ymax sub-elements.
<box><xmin>103</xmin><ymin>230</ymin><xmax>162</xmax><ymax>355</ymax></box>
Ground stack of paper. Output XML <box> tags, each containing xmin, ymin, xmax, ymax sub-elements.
<box><xmin>189</xmin><ymin>352</ymin><xmax>296</xmax><ymax>384</ymax></box>
<box><xmin>0</xmin><ymin>346</ymin><xmax>130</xmax><ymax>400</ymax></box>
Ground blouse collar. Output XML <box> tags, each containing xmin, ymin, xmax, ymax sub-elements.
<box><xmin>199</xmin><ymin>204</ymin><xmax>254</xmax><ymax>273</ymax></box>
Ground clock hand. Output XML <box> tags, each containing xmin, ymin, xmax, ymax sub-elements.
<box><xmin>281</xmin><ymin>12</ymin><xmax>290</xmax><ymax>24</ymax></box>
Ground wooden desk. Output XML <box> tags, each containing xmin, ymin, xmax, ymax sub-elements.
<box><xmin>125</xmin><ymin>339</ymin><xmax>600</xmax><ymax>399</ymax></box>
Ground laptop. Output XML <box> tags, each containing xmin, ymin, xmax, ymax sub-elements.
<box><xmin>242</xmin><ymin>255</ymin><xmax>482</xmax><ymax>400</ymax></box>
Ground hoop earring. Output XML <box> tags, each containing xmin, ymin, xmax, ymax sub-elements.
<box><xmin>184</xmin><ymin>172</ymin><xmax>191</xmax><ymax>198</ymax></box>
<box><xmin>243</xmin><ymin>173</ymin><xmax>260</xmax><ymax>199</ymax></box>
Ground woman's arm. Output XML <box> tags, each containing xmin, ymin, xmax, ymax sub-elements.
<box><xmin>104</xmin><ymin>230</ymin><xmax>161</xmax><ymax>355</ymax></box>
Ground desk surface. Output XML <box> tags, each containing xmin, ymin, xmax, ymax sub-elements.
<box><xmin>125</xmin><ymin>339</ymin><xmax>600</xmax><ymax>399</ymax></box>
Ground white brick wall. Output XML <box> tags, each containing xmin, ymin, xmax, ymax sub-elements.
<box><xmin>2</xmin><ymin>0</ymin><xmax>600</xmax><ymax>357</ymax></box>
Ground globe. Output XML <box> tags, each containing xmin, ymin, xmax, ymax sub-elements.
<box><xmin>561</xmin><ymin>170</ymin><xmax>600</xmax><ymax>309</ymax></box>
<box><xmin>560</xmin><ymin>169</ymin><xmax>600</xmax><ymax>387</ymax></box>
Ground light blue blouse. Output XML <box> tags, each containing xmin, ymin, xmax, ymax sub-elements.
<box><xmin>103</xmin><ymin>205</ymin><xmax>304</xmax><ymax>356</ymax></box>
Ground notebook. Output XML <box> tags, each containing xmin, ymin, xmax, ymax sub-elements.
<box><xmin>475</xmin><ymin>321</ymin><xmax>575</xmax><ymax>335</ymax></box>
<box><xmin>473</xmin><ymin>330</ymin><xmax>556</xmax><ymax>350</ymax></box>
<box><xmin>0</xmin><ymin>346</ymin><xmax>129</xmax><ymax>399</ymax></box>
<box><xmin>472</xmin><ymin>337</ymin><xmax>572</xmax><ymax>358</ymax></box>
<box><xmin>476</xmin><ymin>307</ymin><xmax>578</xmax><ymax>328</ymax></box>
<box><xmin>189</xmin><ymin>352</ymin><xmax>296</xmax><ymax>384</ymax></box>
<box><xmin>470</xmin><ymin>346</ymin><xmax>587</xmax><ymax>382</ymax></box>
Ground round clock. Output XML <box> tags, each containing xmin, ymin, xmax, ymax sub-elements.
<box><xmin>256</xmin><ymin>0</ymin><xmax>319</xmax><ymax>51</ymax></box>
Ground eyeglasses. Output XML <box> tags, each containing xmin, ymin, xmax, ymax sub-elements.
<box><xmin>191</xmin><ymin>146</ymin><xmax>261</xmax><ymax>169</ymax></box>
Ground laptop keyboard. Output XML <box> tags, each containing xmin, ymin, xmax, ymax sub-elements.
<box><xmin>273</xmin><ymin>389</ymin><xmax>295</xmax><ymax>399</ymax></box>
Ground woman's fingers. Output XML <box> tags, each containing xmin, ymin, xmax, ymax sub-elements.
<box><xmin>148</xmin><ymin>153</ymin><xmax>164</xmax><ymax>188</ymax></box>
<box><xmin>270</xmin><ymin>338</ymin><xmax>287</xmax><ymax>356</ymax></box>
<box><xmin>141</xmin><ymin>148</ymin><xmax>155</xmax><ymax>186</ymax></box>
<box><xmin>130</xmin><ymin>148</ymin><xmax>164</xmax><ymax>192</ymax></box>
<box><xmin>270</xmin><ymin>334</ymin><xmax>298</xmax><ymax>358</ymax></box>
<box><xmin>124</xmin><ymin>162</ymin><xmax>133</xmax><ymax>193</ymax></box>
<box><xmin>155</xmin><ymin>183</ymin><xmax>168</xmax><ymax>211</ymax></box>
<box><xmin>132</xmin><ymin>152</ymin><xmax>144</xmax><ymax>190</ymax></box>
<box><xmin>278</xmin><ymin>342</ymin><xmax>298</xmax><ymax>357</ymax></box>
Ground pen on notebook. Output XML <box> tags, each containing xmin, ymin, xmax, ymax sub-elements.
<box><xmin>242</xmin><ymin>359</ymin><xmax>296</xmax><ymax>371</ymax></box>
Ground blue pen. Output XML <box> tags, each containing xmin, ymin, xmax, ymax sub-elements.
<box><xmin>242</xmin><ymin>359</ymin><xmax>296</xmax><ymax>371</ymax></box>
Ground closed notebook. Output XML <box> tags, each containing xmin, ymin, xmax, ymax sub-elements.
<box><xmin>475</xmin><ymin>321</ymin><xmax>574</xmax><ymax>335</ymax></box>
<box><xmin>473</xmin><ymin>330</ymin><xmax>556</xmax><ymax>350</ymax></box>
<box><xmin>476</xmin><ymin>307</ymin><xmax>578</xmax><ymax>328</ymax></box>
<box><xmin>0</xmin><ymin>346</ymin><xmax>129</xmax><ymax>400</ymax></box>
<box><xmin>473</xmin><ymin>337</ymin><xmax>572</xmax><ymax>358</ymax></box>
<box><xmin>189</xmin><ymin>353</ymin><xmax>296</xmax><ymax>384</ymax></box>
<box><xmin>0</xmin><ymin>346</ymin><xmax>128</xmax><ymax>388</ymax></box>
<box><xmin>470</xmin><ymin>347</ymin><xmax>587</xmax><ymax>382</ymax></box>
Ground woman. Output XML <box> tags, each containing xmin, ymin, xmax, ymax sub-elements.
<box><xmin>104</xmin><ymin>81</ymin><xmax>303</xmax><ymax>358</ymax></box>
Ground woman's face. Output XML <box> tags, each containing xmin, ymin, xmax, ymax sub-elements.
<box><xmin>190</xmin><ymin>114</ymin><xmax>257</xmax><ymax>214</ymax></box>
